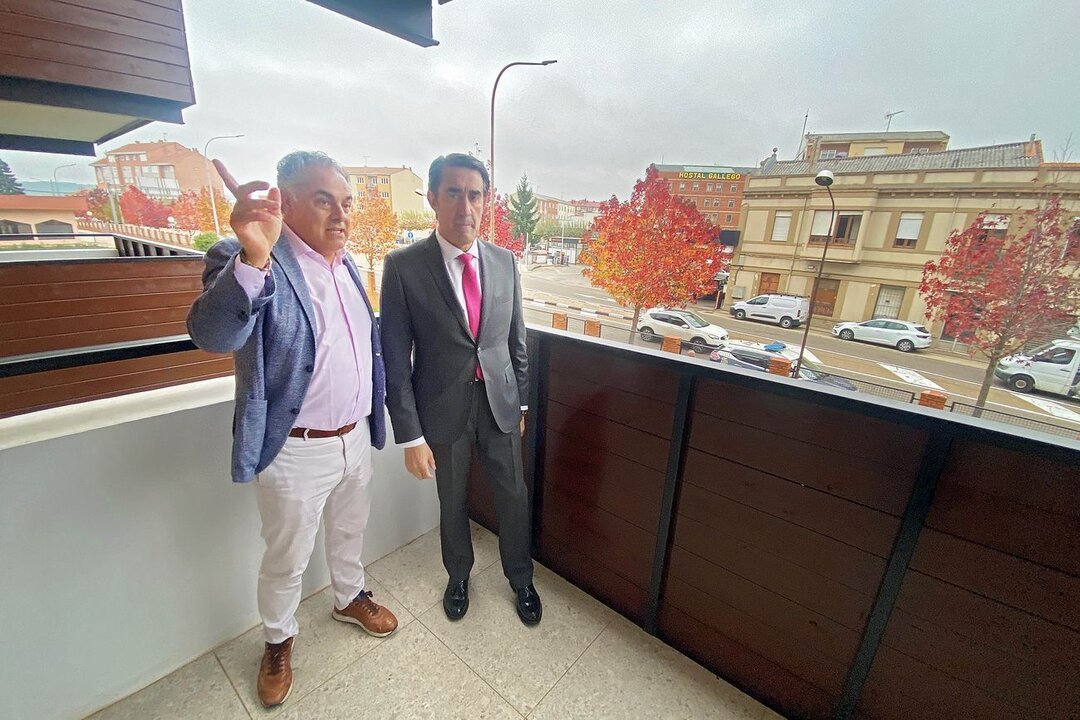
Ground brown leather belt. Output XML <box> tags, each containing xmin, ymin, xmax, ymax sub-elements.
<box><xmin>289</xmin><ymin>421</ymin><xmax>357</xmax><ymax>439</ymax></box>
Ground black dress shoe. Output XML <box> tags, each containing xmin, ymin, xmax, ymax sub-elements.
<box><xmin>514</xmin><ymin>584</ymin><xmax>542</xmax><ymax>626</ymax></box>
<box><xmin>443</xmin><ymin>579</ymin><xmax>469</xmax><ymax>620</ymax></box>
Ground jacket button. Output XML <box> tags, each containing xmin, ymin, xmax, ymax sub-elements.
<box><xmin>305</xmin><ymin>364</ymin><xmax>314</xmax><ymax>372</ymax></box>
<box><xmin>238</xmin><ymin>311</ymin><xmax>248</xmax><ymax>320</ymax></box>
<box><xmin>290</xmin><ymin>408</ymin><xmax>299</xmax><ymax>415</ymax></box>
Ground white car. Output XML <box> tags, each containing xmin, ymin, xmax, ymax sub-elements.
<box><xmin>729</xmin><ymin>294</ymin><xmax>809</xmax><ymax>329</ymax></box>
<box><xmin>832</xmin><ymin>319</ymin><xmax>931</xmax><ymax>352</ymax></box>
<box><xmin>637</xmin><ymin>308</ymin><xmax>729</xmax><ymax>349</ymax></box>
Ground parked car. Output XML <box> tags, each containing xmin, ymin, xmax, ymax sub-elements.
<box><xmin>637</xmin><ymin>308</ymin><xmax>729</xmax><ymax>348</ymax></box>
<box><xmin>994</xmin><ymin>339</ymin><xmax>1080</xmax><ymax>395</ymax></box>
<box><xmin>831</xmin><ymin>319</ymin><xmax>931</xmax><ymax>352</ymax></box>
<box><xmin>708</xmin><ymin>340</ymin><xmax>859</xmax><ymax>391</ymax></box>
<box><xmin>729</xmin><ymin>294</ymin><xmax>808</xmax><ymax>329</ymax></box>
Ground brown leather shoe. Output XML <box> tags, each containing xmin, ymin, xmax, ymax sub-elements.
<box><xmin>332</xmin><ymin>590</ymin><xmax>398</xmax><ymax>637</ymax></box>
<box><xmin>257</xmin><ymin>636</ymin><xmax>293</xmax><ymax>708</ymax></box>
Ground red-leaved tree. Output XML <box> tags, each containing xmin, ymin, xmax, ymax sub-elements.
<box><xmin>480</xmin><ymin>193</ymin><xmax>524</xmax><ymax>258</ymax></box>
<box><xmin>78</xmin><ymin>187</ymin><xmax>117</xmax><ymax>223</ymax></box>
<box><xmin>118</xmin><ymin>186</ymin><xmax>170</xmax><ymax>227</ymax></box>
<box><xmin>581</xmin><ymin>166</ymin><xmax>722</xmax><ymax>343</ymax></box>
<box><xmin>171</xmin><ymin>189</ymin><xmax>232</xmax><ymax>233</ymax></box>
<box><xmin>921</xmin><ymin>195</ymin><xmax>1080</xmax><ymax>411</ymax></box>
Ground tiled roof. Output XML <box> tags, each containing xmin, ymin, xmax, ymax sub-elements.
<box><xmin>757</xmin><ymin>142</ymin><xmax>1040</xmax><ymax>176</ymax></box>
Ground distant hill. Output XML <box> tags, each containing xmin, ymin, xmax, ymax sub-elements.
<box><xmin>21</xmin><ymin>181</ymin><xmax>95</xmax><ymax>196</ymax></box>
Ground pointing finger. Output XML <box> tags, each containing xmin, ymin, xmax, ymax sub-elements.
<box><xmin>234</xmin><ymin>180</ymin><xmax>271</xmax><ymax>199</ymax></box>
<box><xmin>212</xmin><ymin>159</ymin><xmax>241</xmax><ymax>197</ymax></box>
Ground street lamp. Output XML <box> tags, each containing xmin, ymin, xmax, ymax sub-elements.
<box><xmin>792</xmin><ymin>170</ymin><xmax>836</xmax><ymax>379</ymax></box>
<box><xmin>489</xmin><ymin>59</ymin><xmax>556</xmax><ymax>236</ymax></box>
<box><xmin>204</xmin><ymin>134</ymin><xmax>244</xmax><ymax>236</ymax></box>
<box><xmin>52</xmin><ymin>163</ymin><xmax>77</xmax><ymax>196</ymax></box>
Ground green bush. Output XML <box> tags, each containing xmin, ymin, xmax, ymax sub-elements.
<box><xmin>193</xmin><ymin>231</ymin><xmax>219</xmax><ymax>252</ymax></box>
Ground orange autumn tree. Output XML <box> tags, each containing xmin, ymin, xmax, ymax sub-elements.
<box><xmin>347</xmin><ymin>191</ymin><xmax>399</xmax><ymax>270</ymax></box>
<box><xmin>582</xmin><ymin>166</ymin><xmax>722</xmax><ymax>343</ymax></box>
<box><xmin>171</xmin><ymin>188</ymin><xmax>232</xmax><ymax>233</ymax></box>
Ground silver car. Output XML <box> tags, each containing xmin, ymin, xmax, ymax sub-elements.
<box><xmin>637</xmin><ymin>308</ymin><xmax>729</xmax><ymax>349</ymax></box>
<box><xmin>831</xmin><ymin>319</ymin><xmax>931</xmax><ymax>353</ymax></box>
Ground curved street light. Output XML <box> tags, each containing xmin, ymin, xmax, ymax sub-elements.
<box><xmin>52</xmin><ymin>163</ymin><xmax>77</xmax><ymax>196</ymax></box>
<box><xmin>204</xmin><ymin>134</ymin><xmax>244</xmax><ymax>236</ymax></box>
<box><xmin>489</xmin><ymin>60</ymin><xmax>556</xmax><ymax>238</ymax></box>
<box><xmin>793</xmin><ymin>170</ymin><xmax>836</xmax><ymax>378</ymax></box>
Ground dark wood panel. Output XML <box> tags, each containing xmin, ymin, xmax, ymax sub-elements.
<box><xmin>546</xmin><ymin>400</ymin><xmax>670</xmax><ymax>473</ymax></box>
<box><xmin>927</xmin><ymin>479</ymin><xmax>1080</xmax><ymax>575</ymax></box>
<box><xmin>863</xmin><ymin>645</ymin><xmax>1027</xmax><ymax>720</ymax></box>
<box><xmin>676</xmin><ymin>482</ymin><xmax>887</xmax><ymax>598</ymax></box>
<box><xmin>0</xmin><ymin>276</ymin><xmax>202</xmax><ymax>303</ymax></box>
<box><xmin>3</xmin><ymin>321</ymin><xmax>189</xmax><ymax>357</ymax></box>
<box><xmin>0</xmin><ymin>349</ymin><xmax>228</xmax><ymax>393</ymax></box>
<box><xmin>880</xmin><ymin>605</ymin><xmax>1076</xmax><ymax>716</ymax></box>
<box><xmin>660</xmin><ymin>604</ymin><xmax>835</xmax><ymax>720</ymax></box>
<box><xmin>667</xmin><ymin>547</ymin><xmax>861</xmax><ymax>665</ymax></box>
<box><xmin>41</xmin><ymin>0</ymin><xmax>184</xmax><ymax>29</ymax></box>
<box><xmin>538</xmin><ymin>529</ymin><xmax>648</xmax><ymax>623</ymax></box>
<box><xmin>0</xmin><ymin>12</ymin><xmax>188</xmax><ymax>66</ymax></box>
<box><xmin>673</xmin><ymin>514</ymin><xmax>875</xmax><ymax>630</ymax></box>
<box><xmin>683</xmin><ymin>448</ymin><xmax>900</xmax><ymax>557</ymax></box>
<box><xmin>548</xmin><ymin>341</ymin><xmax>680</xmax><ymax>402</ymax></box>
<box><xmin>541</xmin><ymin>488</ymin><xmax>655</xmax><ymax>591</ymax></box>
<box><xmin>0</xmin><ymin>353</ymin><xmax>232</xmax><ymax>416</ymax></box>
<box><xmin>0</xmin><ymin>52</ymin><xmax>193</xmax><ymax>103</ymax></box>
<box><xmin>1</xmin><ymin>305</ymin><xmax>189</xmax><ymax>342</ymax></box>
<box><xmin>0</xmin><ymin>32</ymin><xmax>190</xmax><ymax>82</ymax></box>
<box><xmin>0</xmin><ymin>258</ymin><xmax>204</xmax><ymax>283</ymax></box>
<box><xmin>545</xmin><ymin>427</ymin><xmax>664</xmax><ymax>532</ymax></box>
<box><xmin>895</xmin><ymin>571</ymin><xmax>1080</xmax><ymax>681</ymax></box>
<box><xmin>856</xmin><ymin>677</ymin><xmax>938</xmax><ymax>720</ymax></box>
<box><xmin>546</xmin><ymin>369</ymin><xmax>674</xmax><ymax>438</ymax></box>
<box><xmin>689</xmin><ymin>413</ymin><xmax>914</xmax><ymax>515</ymax></box>
<box><xmin>3</xmin><ymin>0</ymin><xmax>187</xmax><ymax>47</ymax></box>
<box><xmin>695</xmin><ymin>377</ymin><xmax>928</xmax><ymax>469</ymax></box>
<box><xmin>664</xmin><ymin>576</ymin><xmax>850</xmax><ymax>697</ymax></box>
<box><xmin>910</xmin><ymin>529</ymin><xmax>1080</xmax><ymax>631</ymax></box>
<box><xmin>4</xmin><ymin>292</ymin><xmax>199</xmax><ymax>321</ymax></box>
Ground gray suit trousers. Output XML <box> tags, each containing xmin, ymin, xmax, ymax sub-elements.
<box><xmin>429</xmin><ymin>381</ymin><xmax>533</xmax><ymax>589</ymax></box>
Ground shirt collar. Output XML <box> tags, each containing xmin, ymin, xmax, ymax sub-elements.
<box><xmin>284</xmin><ymin>223</ymin><xmax>346</xmax><ymax>265</ymax></box>
<box><xmin>435</xmin><ymin>230</ymin><xmax>480</xmax><ymax>266</ymax></box>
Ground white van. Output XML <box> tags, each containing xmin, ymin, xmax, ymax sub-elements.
<box><xmin>994</xmin><ymin>339</ymin><xmax>1080</xmax><ymax>396</ymax></box>
<box><xmin>729</xmin><ymin>294</ymin><xmax>809</xmax><ymax>329</ymax></box>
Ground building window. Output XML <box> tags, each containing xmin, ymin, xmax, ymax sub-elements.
<box><xmin>910</xmin><ymin>147</ymin><xmax>929</xmax><ymax>155</ymax></box>
<box><xmin>873</xmin><ymin>286</ymin><xmax>905</xmax><ymax>320</ymax></box>
<box><xmin>863</xmin><ymin>147</ymin><xmax>887</xmax><ymax>156</ymax></box>
<box><xmin>706</xmin><ymin>183</ymin><xmax>714</xmax><ymax>192</ymax></box>
<box><xmin>380</xmin><ymin>176</ymin><xmax>389</xmax><ymax>184</ymax></box>
<box><xmin>725</xmin><ymin>214</ymin><xmax>733</xmax><ymax>223</ymax></box>
<box><xmin>727</xmin><ymin>199</ymin><xmax>735</xmax><ymax>208</ymax></box>
<box><xmin>381</xmin><ymin>191</ymin><xmax>389</xmax><ymax>198</ymax></box>
<box><xmin>810</xmin><ymin>210</ymin><xmax>861</xmax><ymax>245</ymax></box>
<box><xmin>894</xmin><ymin>212</ymin><xmax>923</xmax><ymax>248</ymax></box>
<box><xmin>679</xmin><ymin>182</ymin><xmax>686</xmax><ymax>191</ymax></box>
<box><xmin>820</xmin><ymin>150</ymin><xmax>836</xmax><ymax>160</ymax></box>
<box><xmin>703</xmin><ymin>199</ymin><xmax>711</xmax><ymax>208</ymax></box>
<box><xmin>771</xmin><ymin>211</ymin><xmax>792</xmax><ymax>242</ymax></box>
<box><xmin>692</xmin><ymin>182</ymin><xmax>700</xmax><ymax>191</ymax></box>
<box><xmin>730</xmin><ymin>184</ymin><xmax>737</xmax><ymax>192</ymax></box>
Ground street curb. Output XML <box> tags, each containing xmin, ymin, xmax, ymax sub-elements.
<box><xmin>524</xmin><ymin>296</ymin><xmax>634</xmax><ymax>321</ymax></box>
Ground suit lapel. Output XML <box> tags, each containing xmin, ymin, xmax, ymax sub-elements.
<box><xmin>271</xmin><ymin>230</ymin><xmax>316</xmax><ymax>335</ymax></box>
<box><xmin>477</xmin><ymin>241</ymin><xmax>494</xmax><ymax>339</ymax></box>
<box><xmin>423</xmin><ymin>234</ymin><xmax>473</xmax><ymax>339</ymax></box>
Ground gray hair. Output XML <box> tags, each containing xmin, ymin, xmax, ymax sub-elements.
<box><xmin>276</xmin><ymin>150</ymin><xmax>348</xmax><ymax>189</ymax></box>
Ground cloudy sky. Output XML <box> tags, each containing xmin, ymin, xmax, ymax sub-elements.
<box><xmin>6</xmin><ymin>0</ymin><xmax>1079</xmax><ymax>201</ymax></box>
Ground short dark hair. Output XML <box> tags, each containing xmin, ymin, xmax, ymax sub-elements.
<box><xmin>428</xmin><ymin>153</ymin><xmax>490</xmax><ymax>195</ymax></box>
<box><xmin>276</xmin><ymin>150</ymin><xmax>348</xmax><ymax>190</ymax></box>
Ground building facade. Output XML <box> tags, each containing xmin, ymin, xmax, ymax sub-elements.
<box><xmin>650</xmin><ymin>163</ymin><xmax>755</xmax><ymax>230</ymax></box>
<box><xmin>91</xmin><ymin>141</ymin><xmax>222</xmax><ymax>201</ymax></box>
<box><xmin>343</xmin><ymin>165</ymin><xmax>424</xmax><ymax>215</ymax></box>
<box><xmin>0</xmin><ymin>195</ymin><xmax>89</xmax><ymax>235</ymax></box>
<box><xmin>731</xmin><ymin>139</ymin><xmax>1080</xmax><ymax>335</ymax></box>
<box><xmin>802</xmin><ymin>130</ymin><xmax>950</xmax><ymax>162</ymax></box>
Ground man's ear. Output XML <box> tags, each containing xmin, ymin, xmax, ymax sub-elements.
<box><xmin>427</xmin><ymin>189</ymin><xmax>437</xmax><ymax>211</ymax></box>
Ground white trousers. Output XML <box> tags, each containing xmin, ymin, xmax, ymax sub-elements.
<box><xmin>254</xmin><ymin>421</ymin><xmax>373</xmax><ymax>644</ymax></box>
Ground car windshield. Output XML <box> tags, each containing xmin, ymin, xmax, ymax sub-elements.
<box><xmin>677</xmin><ymin>312</ymin><xmax>709</xmax><ymax>328</ymax></box>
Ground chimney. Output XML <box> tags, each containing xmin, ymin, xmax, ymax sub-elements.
<box><xmin>1025</xmin><ymin>133</ymin><xmax>1039</xmax><ymax>158</ymax></box>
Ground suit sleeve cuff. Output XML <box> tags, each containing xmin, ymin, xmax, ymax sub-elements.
<box><xmin>400</xmin><ymin>436</ymin><xmax>426</xmax><ymax>448</ymax></box>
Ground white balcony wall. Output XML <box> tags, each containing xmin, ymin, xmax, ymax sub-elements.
<box><xmin>0</xmin><ymin>378</ymin><xmax>439</xmax><ymax>720</ymax></box>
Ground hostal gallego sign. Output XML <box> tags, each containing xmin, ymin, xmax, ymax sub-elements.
<box><xmin>678</xmin><ymin>171</ymin><xmax>742</xmax><ymax>181</ymax></box>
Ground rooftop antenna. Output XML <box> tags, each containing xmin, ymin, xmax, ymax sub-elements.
<box><xmin>361</xmin><ymin>155</ymin><xmax>371</xmax><ymax>165</ymax></box>
<box><xmin>795</xmin><ymin>108</ymin><xmax>809</xmax><ymax>159</ymax></box>
<box><xmin>885</xmin><ymin>110</ymin><xmax>904</xmax><ymax>132</ymax></box>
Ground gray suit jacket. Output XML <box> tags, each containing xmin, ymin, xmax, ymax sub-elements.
<box><xmin>380</xmin><ymin>233</ymin><xmax>528</xmax><ymax>445</ymax></box>
<box><xmin>187</xmin><ymin>236</ymin><xmax>387</xmax><ymax>483</ymax></box>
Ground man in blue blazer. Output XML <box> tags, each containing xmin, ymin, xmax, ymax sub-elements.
<box><xmin>187</xmin><ymin>152</ymin><xmax>396</xmax><ymax>708</ymax></box>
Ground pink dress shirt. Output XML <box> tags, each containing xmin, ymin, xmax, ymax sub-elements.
<box><xmin>234</xmin><ymin>228</ymin><xmax>372</xmax><ymax>431</ymax></box>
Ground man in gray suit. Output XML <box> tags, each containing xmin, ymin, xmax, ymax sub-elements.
<box><xmin>380</xmin><ymin>153</ymin><xmax>541</xmax><ymax>625</ymax></box>
<box><xmin>188</xmin><ymin>152</ymin><xmax>398</xmax><ymax>708</ymax></box>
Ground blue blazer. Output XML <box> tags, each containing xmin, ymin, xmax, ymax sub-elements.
<box><xmin>187</xmin><ymin>235</ymin><xmax>387</xmax><ymax>483</ymax></box>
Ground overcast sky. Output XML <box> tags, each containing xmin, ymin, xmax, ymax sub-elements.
<box><xmin>6</xmin><ymin>0</ymin><xmax>1079</xmax><ymax>201</ymax></box>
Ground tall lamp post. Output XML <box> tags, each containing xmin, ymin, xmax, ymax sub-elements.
<box><xmin>489</xmin><ymin>60</ymin><xmax>556</xmax><ymax>236</ymax></box>
<box><xmin>52</xmin><ymin>163</ymin><xmax>77</xmax><ymax>196</ymax></box>
<box><xmin>204</xmin><ymin>134</ymin><xmax>244</xmax><ymax>236</ymax></box>
<box><xmin>793</xmin><ymin>170</ymin><xmax>836</xmax><ymax>378</ymax></box>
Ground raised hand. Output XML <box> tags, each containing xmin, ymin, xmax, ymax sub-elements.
<box><xmin>214</xmin><ymin>159</ymin><xmax>282</xmax><ymax>267</ymax></box>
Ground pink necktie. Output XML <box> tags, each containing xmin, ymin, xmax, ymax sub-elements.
<box><xmin>458</xmin><ymin>253</ymin><xmax>483</xmax><ymax>379</ymax></box>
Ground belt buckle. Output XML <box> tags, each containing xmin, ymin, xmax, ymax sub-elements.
<box><xmin>303</xmin><ymin>428</ymin><xmax>312</xmax><ymax>440</ymax></box>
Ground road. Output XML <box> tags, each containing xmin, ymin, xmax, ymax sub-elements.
<box><xmin>519</xmin><ymin>264</ymin><xmax>1080</xmax><ymax>434</ymax></box>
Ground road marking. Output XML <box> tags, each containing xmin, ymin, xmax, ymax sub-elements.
<box><xmin>1010</xmin><ymin>394</ymin><xmax>1080</xmax><ymax>424</ymax></box>
<box><xmin>879</xmin><ymin>364</ymin><xmax>945</xmax><ymax>391</ymax></box>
